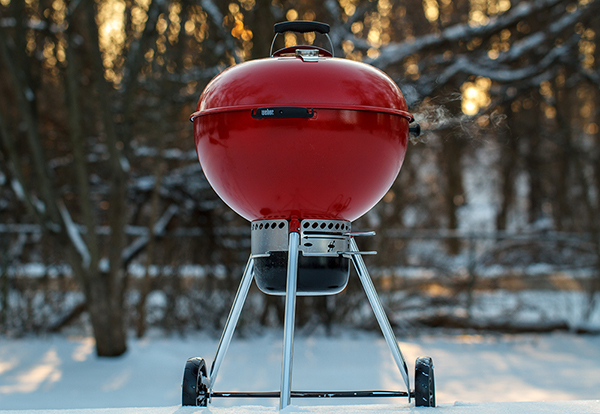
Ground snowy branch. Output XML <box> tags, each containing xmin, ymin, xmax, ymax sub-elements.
<box><xmin>121</xmin><ymin>204</ymin><xmax>179</xmax><ymax>265</ymax></box>
<box><xmin>369</xmin><ymin>0</ymin><xmax>567</xmax><ymax>69</ymax></box>
<box><xmin>401</xmin><ymin>29</ymin><xmax>580</xmax><ymax>105</ymax></box>
<box><xmin>0</xmin><ymin>17</ymin><xmax>67</xmax><ymax>33</ymax></box>
<box><xmin>499</xmin><ymin>0</ymin><xmax>600</xmax><ymax>64</ymax></box>
<box><xmin>132</xmin><ymin>147</ymin><xmax>197</xmax><ymax>161</ymax></box>
<box><xmin>58</xmin><ymin>201</ymin><xmax>91</xmax><ymax>268</ymax></box>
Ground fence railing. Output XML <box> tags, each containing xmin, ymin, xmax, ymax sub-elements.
<box><xmin>2</xmin><ymin>224</ymin><xmax>599</xmax><ymax>335</ymax></box>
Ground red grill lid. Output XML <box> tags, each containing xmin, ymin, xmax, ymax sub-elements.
<box><xmin>192</xmin><ymin>55</ymin><xmax>412</xmax><ymax>121</ymax></box>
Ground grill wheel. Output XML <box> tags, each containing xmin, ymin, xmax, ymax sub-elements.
<box><xmin>415</xmin><ymin>356</ymin><xmax>436</xmax><ymax>407</ymax></box>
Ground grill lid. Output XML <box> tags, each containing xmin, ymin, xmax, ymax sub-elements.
<box><xmin>190</xmin><ymin>51</ymin><xmax>412</xmax><ymax>122</ymax></box>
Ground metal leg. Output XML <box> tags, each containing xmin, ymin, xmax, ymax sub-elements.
<box><xmin>279</xmin><ymin>231</ymin><xmax>300</xmax><ymax>409</ymax></box>
<box><xmin>349</xmin><ymin>238</ymin><xmax>411</xmax><ymax>395</ymax></box>
<box><xmin>209</xmin><ymin>257</ymin><xmax>255</xmax><ymax>391</ymax></box>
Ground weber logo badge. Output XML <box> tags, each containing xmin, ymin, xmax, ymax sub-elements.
<box><xmin>251</xmin><ymin>106</ymin><xmax>314</xmax><ymax>119</ymax></box>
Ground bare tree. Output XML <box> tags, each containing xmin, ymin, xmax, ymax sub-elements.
<box><xmin>0</xmin><ymin>0</ymin><xmax>234</xmax><ymax>355</ymax></box>
<box><xmin>1</xmin><ymin>0</ymin><xmax>600</xmax><ymax>343</ymax></box>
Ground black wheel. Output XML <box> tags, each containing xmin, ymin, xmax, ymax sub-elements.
<box><xmin>414</xmin><ymin>356</ymin><xmax>435</xmax><ymax>407</ymax></box>
<box><xmin>182</xmin><ymin>357</ymin><xmax>208</xmax><ymax>406</ymax></box>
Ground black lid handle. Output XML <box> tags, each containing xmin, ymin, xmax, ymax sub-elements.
<box><xmin>274</xmin><ymin>21</ymin><xmax>330</xmax><ymax>35</ymax></box>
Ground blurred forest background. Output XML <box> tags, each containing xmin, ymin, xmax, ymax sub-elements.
<box><xmin>1</xmin><ymin>0</ymin><xmax>599</xmax><ymax>356</ymax></box>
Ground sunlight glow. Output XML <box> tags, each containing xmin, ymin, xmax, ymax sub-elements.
<box><xmin>71</xmin><ymin>337</ymin><xmax>95</xmax><ymax>362</ymax></box>
<box><xmin>342</xmin><ymin>40</ymin><xmax>356</xmax><ymax>56</ymax></box>
<box><xmin>0</xmin><ymin>359</ymin><xmax>17</xmax><ymax>375</ymax></box>
<box><xmin>286</xmin><ymin>9</ymin><xmax>298</xmax><ymax>21</ymax></box>
<box><xmin>404</xmin><ymin>57</ymin><xmax>420</xmax><ymax>79</ymax></box>
<box><xmin>303</xmin><ymin>32</ymin><xmax>316</xmax><ymax>44</ymax></box>
<box><xmin>378</xmin><ymin>0</ymin><xmax>393</xmax><ymax>17</ymax></box>
<box><xmin>224</xmin><ymin>3</ymin><xmax>252</xmax><ymax>59</ymax></box>
<box><xmin>463</xmin><ymin>101</ymin><xmax>477</xmax><ymax>115</ymax></box>
<box><xmin>406</xmin><ymin>63</ymin><xmax>419</xmax><ymax>75</ymax></box>
<box><xmin>239</xmin><ymin>0</ymin><xmax>255</xmax><ymax>10</ymax></box>
<box><xmin>131</xmin><ymin>0</ymin><xmax>150</xmax><ymax>36</ymax></box>
<box><xmin>544</xmin><ymin>105</ymin><xmax>556</xmax><ymax>119</ymax></box>
<box><xmin>284</xmin><ymin>32</ymin><xmax>297</xmax><ymax>47</ymax></box>
<box><xmin>98</xmin><ymin>0</ymin><xmax>127</xmax><ymax>85</ymax></box>
<box><xmin>498</xmin><ymin>0</ymin><xmax>512</xmax><ymax>12</ymax></box>
<box><xmin>539</xmin><ymin>81</ymin><xmax>553</xmax><ymax>99</ymax></box>
<box><xmin>579</xmin><ymin>29</ymin><xmax>596</xmax><ymax>69</ymax></box>
<box><xmin>0</xmin><ymin>350</ymin><xmax>62</xmax><ymax>393</ymax></box>
<box><xmin>367</xmin><ymin>47</ymin><xmax>380</xmax><ymax>59</ymax></box>
<box><xmin>423</xmin><ymin>0</ymin><xmax>439</xmax><ymax>22</ymax></box>
<box><xmin>167</xmin><ymin>2</ymin><xmax>181</xmax><ymax>44</ymax></box>
<box><xmin>339</xmin><ymin>0</ymin><xmax>358</xmax><ymax>17</ymax></box>
<box><xmin>469</xmin><ymin>0</ymin><xmax>490</xmax><ymax>27</ymax></box>
<box><xmin>189</xmin><ymin>6</ymin><xmax>208</xmax><ymax>43</ymax></box>
<box><xmin>461</xmin><ymin>77</ymin><xmax>492</xmax><ymax>115</ymax></box>
<box><xmin>368</xmin><ymin>27</ymin><xmax>382</xmax><ymax>47</ymax></box>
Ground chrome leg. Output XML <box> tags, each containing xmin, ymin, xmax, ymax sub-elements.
<box><xmin>350</xmin><ymin>238</ymin><xmax>411</xmax><ymax>394</ymax></box>
<box><xmin>279</xmin><ymin>231</ymin><xmax>300</xmax><ymax>409</ymax></box>
<box><xmin>208</xmin><ymin>257</ymin><xmax>255</xmax><ymax>391</ymax></box>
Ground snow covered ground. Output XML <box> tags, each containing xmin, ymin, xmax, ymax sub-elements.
<box><xmin>4</xmin><ymin>402</ymin><xmax>600</xmax><ymax>414</ymax></box>
<box><xmin>1</xmin><ymin>330</ymin><xmax>599</xmax><ymax>413</ymax></box>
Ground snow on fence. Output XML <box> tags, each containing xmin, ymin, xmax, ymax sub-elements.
<box><xmin>1</xmin><ymin>226</ymin><xmax>599</xmax><ymax>336</ymax></box>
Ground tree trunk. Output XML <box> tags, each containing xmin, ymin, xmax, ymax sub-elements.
<box><xmin>496</xmin><ymin>119</ymin><xmax>519</xmax><ymax>230</ymax></box>
<box><xmin>551</xmin><ymin>77</ymin><xmax>573</xmax><ymax>230</ymax></box>
<box><xmin>441</xmin><ymin>133</ymin><xmax>464</xmax><ymax>255</ymax></box>
<box><xmin>523</xmin><ymin>102</ymin><xmax>543</xmax><ymax>225</ymax></box>
<box><xmin>249</xmin><ymin>0</ymin><xmax>276</xmax><ymax>60</ymax></box>
<box><xmin>88</xmin><ymin>277</ymin><xmax>127</xmax><ymax>357</ymax></box>
<box><xmin>136</xmin><ymin>162</ymin><xmax>166</xmax><ymax>339</ymax></box>
<box><xmin>83</xmin><ymin>0</ymin><xmax>129</xmax><ymax>356</ymax></box>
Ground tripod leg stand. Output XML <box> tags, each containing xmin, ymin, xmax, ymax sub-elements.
<box><xmin>184</xmin><ymin>231</ymin><xmax>435</xmax><ymax>408</ymax></box>
<box><xmin>279</xmin><ymin>230</ymin><xmax>300</xmax><ymax>409</ymax></box>
<box><xmin>349</xmin><ymin>238</ymin><xmax>411</xmax><ymax>396</ymax></box>
<box><xmin>208</xmin><ymin>258</ymin><xmax>255</xmax><ymax>392</ymax></box>
<box><xmin>205</xmin><ymin>231</ymin><xmax>301</xmax><ymax>410</ymax></box>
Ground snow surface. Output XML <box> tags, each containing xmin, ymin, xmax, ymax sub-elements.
<box><xmin>4</xmin><ymin>401</ymin><xmax>600</xmax><ymax>414</ymax></box>
<box><xmin>1</xmin><ymin>330</ymin><xmax>599</xmax><ymax>413</ymax></box>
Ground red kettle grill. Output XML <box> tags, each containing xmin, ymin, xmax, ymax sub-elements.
<box><xmin>182</xmin><ymin>21</ymin><xmax>435</xmax><ymax>409</ymax></box>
